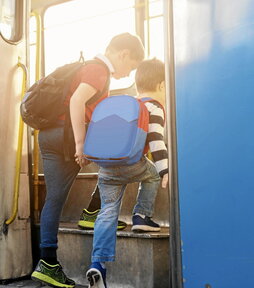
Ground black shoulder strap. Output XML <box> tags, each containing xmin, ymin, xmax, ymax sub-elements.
<box><xmin>63</xmin><ymin>111</ymin><xmax>72</xmax><ymax>162</ymax></box>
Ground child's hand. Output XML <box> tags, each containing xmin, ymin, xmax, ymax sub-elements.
<box><xmin>74</xmin><ymin>144</ymin><xmax>89</xmax><ymax>168</ymax></box>
<box><xmin>75</xmin><ymin>153</ymin><xmax>91</xmax><ymax>168</ymax></box>
<box><xmin>161</xmin><ymin>173</ymin><xmax>168</xmax><ymax>188</ymax></box>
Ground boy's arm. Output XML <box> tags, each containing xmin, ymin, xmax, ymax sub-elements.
<box><xmin>70</xmin><ymin>83</ymin><xmax>97</xmax><ymax>167</ymax></box>
<box><xmin>161</xmin><ymin>173</ymin><xmax>168</xmax><ymax>188</ymax></box>
<box><xmin>146</xmin><ymin>102</ymin><xmax>169</xmax><ymax>188</ymax></box>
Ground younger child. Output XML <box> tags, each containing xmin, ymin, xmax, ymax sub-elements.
<box><xmin>86</xmin><ymin>58</ymin><xmax>168</xmax><ymax>288</ymax></box>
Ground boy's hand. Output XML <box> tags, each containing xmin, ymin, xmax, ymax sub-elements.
<box><xmin>161</xmin><ymin>173</ymin><xmax>169</xmax><ymax>188</ymax></box>
<box><xmin>75</xmin><ymin>144</ymin><xmax>89</xmax><ymax>168</ymax></box>
<box><xmin>75</xmin><ymin>153</ymin><xmax>91</xmax><ymax>168</ymax></box>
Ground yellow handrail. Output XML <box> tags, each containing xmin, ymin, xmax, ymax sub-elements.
<box><xmin>30</xmin><ymin>11</ymin><xmax>42</xmax><ymax>222</ymax></box>
<box><xmin>5</xmin><ymin>59</ymin><xmax>28</xmax><ymax>226</ymax></box>
<box><xmin>30</xmin><ymin>11</ymin><xmax>41</xmax><ymax>80</ymax></box>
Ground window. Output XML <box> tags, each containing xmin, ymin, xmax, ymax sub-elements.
<box><xmin>145</xmin><ymin>0</ymin><xmax>164</xmax><ymax>60</ymax></box>
<box><xmin>44</xmin><ymin>0</ymin><xmax>136</xmax><ymax>90</ymax></box>
<box><xmin>0</xmin><ymin>0</ymin><xmax>23</xmax><ymax>43</ymax></box>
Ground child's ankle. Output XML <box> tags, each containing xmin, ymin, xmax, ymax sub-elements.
<box><xmin>135</xmin><ymin>213</ymin><xmax>146</xmax><ymax>218</ymax></box>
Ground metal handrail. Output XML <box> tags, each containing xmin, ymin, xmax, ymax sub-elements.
<box><xmin>163</xmin><ymin>0</ymin><xmax>183</xmax><ymax>287</ymax></box>
<box><xmin>5</xmin><ymin>59</ymin><xmax>28</xmax><ymax>227</ymax></box>
<box><xmin>30</xmin><ymin>11</ymin><xmax>42</xmax><ymax>222</ymax></box>
<box><xmin>30</xmin><ymin>11</ymin><xmax>41</xmax><ymax>80</ymax></box>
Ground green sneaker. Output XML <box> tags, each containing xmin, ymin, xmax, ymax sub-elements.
<box><xmin>31</xmin><ymin>259</ymin><xmax>75</xmax><ymax>288</ymax></box>
<box><xmin>78</xmin><ymin>209</ymin><xmax>127</xmax><ymax>230</ymax></box>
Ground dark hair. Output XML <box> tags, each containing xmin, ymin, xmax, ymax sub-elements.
<box><xmin>106</xmin><ymin>32</ymin><xmax>145</xmax><ymax>62</ymax></box>
<box><xmin>135</xmin><ymin>58</ymin><xmax>165</xmax><ymax>93</ymax></box>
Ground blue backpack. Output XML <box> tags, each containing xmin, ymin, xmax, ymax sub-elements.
<box><xmin>83</xmin><ymin>94</ymin><xmax>152</xmax><ymax>167</ymax></box>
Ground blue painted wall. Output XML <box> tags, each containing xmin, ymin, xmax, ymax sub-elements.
<box><xmin>173</xmin><ymin>1</ymin><xmax>254</xmax><ymax>287</ymax></box>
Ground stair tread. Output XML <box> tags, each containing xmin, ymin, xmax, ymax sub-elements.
<box><xmin>58</xmin><ymin>222</ymin><xmax>170</xmax><ymax>238</ymax></box>
<box><xmin>0</xmin><ymin>279</ymin><xmax>87</xmax><ymax>288</ymax></box>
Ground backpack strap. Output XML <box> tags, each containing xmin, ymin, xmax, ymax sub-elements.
<box><xmin>140</xmin><ymin>97</ymin><xmax>166</xmax><ymax>124</ymax></box>
<box><xmin>140</xmin><ymin>97</ymin><xmax>166</xmax><ymax>157</ymax></box>
<box><xmin>63</xmin><ymin>59</ymin><xmax>110</xmax><ymax>162</ymax></box>
<box><xmin>63</xmin><ymin>110</ymin><xmax>72</xmax><ymax>161</ymax></box>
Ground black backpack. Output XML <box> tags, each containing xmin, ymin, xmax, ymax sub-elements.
<box><xmin>20</xmin><ymin>59</ymin><xmax>110</xmax><ymax>130</ymax></box>
<box><xmin>21</xmin><ymin>59</ymin><xmax>110</xmax><ymax>161</ymax></box>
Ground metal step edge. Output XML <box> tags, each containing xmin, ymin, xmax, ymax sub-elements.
<box><xmin>35</xmin><ymin>223</ymin><xmax>170</xmax><ymax>239</ymax></box>
<box><xmin>38</xmin><ymin>173</ymin><xmax>98</xmax><ymax>180</ymax></box>
<box><xmin>59</xmin><ymin>226</ymin><xmax>170</xmax><ymax>239</ymax></box>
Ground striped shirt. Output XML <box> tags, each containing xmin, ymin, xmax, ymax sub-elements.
<box><xmin>145</xmin><ymin>101</ymin><xmax>168</xmax><ymax>177</ymax></box>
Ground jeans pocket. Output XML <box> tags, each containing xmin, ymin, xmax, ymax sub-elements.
<box><xmin>39</xmin><ymin>126</ymin><xmax>64</xmax><ymax>154</ymax></box>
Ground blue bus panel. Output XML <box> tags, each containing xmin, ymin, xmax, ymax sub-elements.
<box><xmin>173</xmin><ymin>1</ymin><xmax>254</xmax><ymax>287</ymax></box>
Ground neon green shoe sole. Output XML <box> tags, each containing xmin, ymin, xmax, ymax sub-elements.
<box><xmin>78</xmin><ymin>209</ymin><xmax>127</xmax><ymax>230</ymax></box>
<box><xmin>31</xmin><ymin>260</ymin><xmax>75</xmax><ymax>288</ymax></box>
<box><xmin>78</xmin><ymin>220</ymin><xmax>95</xmax><ymax>229</ymax></box>
<box><xmin>32</xmin><ymin>271</ymin><xmax>75</xmax><ymax>288</ymax></box>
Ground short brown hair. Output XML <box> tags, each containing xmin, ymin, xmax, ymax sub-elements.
<box><xmin>135</xmin><ymin>58</ymin><xmax>165</xmax><ymax>93</ymax></box>
<box><xmin>106</xmin><ymin>32</ymin><xmax>145</xmax><ymax>62</ymax></box>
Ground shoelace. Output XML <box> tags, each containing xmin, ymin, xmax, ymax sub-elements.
<box><xmin>54</xmin><ymin>264</ymin><xmax>66</xmax><ymax>278</ymax></box>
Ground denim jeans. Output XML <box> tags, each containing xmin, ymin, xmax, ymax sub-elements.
<box><xmin>38</xmin><ymin>123</ymin><xmax>80</xmax><ymax>251</ymax></box>
<box><xmin>92</xmin><ymin>156</ymin><xmax>161</xmax><ymax>262</ymax></box>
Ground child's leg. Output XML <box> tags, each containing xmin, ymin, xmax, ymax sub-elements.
<box><xmin>86</xmin><ymin>184</ymin><xmax>101</xmax><ymax>211</ymax></box>
<box><xmin>133</xmin><ymin>158</ymin><xmax>161</xmax><ymax>217</ymax></box>
<box><xmin>92</xmin><ymin>181</ymin><xmax>127</xmax><ymax>263</ymax></box>
<box><xmin>39</xmin><ymin>126</ymin><xmax>80</xmax><ymax>262</ymax></box>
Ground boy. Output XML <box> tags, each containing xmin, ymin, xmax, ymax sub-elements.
<box><xmin>31</xmin><ymin>33</ymin><xmax>144</xmax><ymax>288</ymax></box>
<box><xmin>86</xmin><ymin>59</ymin><xmax>168</xmax><ymax>288</ymax></box>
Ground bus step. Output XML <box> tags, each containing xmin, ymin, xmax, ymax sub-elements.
<box><xmin>38</xmin><ymin>223</ymin><xmax>170</xmax><ymax>288</ymax></box>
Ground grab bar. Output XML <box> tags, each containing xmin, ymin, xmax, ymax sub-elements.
<box><xmin>4</xmin><ymin>58</ymin><xmax>28</xmax><ymax>229</ymax></box>
<box><xmin>30</xmin><ymin>11</ymin><xmax>42</xmax><ymax>222</ymax></box>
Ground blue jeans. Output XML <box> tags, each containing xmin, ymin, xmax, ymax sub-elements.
<box><xmin>38</xmin><ymin>124</ymin><xmax>80</xmax><ymax>251</ymax></box>
<box><xmin>92</xmin><ymin>156</ymin><xmax>161</xmax><ymax>262</ymax></box>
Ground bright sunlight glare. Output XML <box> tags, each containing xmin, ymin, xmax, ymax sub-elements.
<box><xmin>41</xmin><ymin>0</ymin><xmax>164</xmax><ymax>90</ymax></box>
